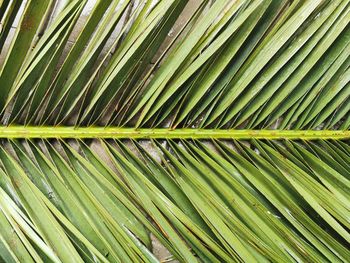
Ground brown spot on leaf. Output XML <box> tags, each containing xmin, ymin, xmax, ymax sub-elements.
<box><xmin>21</xmin><ymin>16</ymin><xmax>35</xmax><ymax>31</ymax></box>
<box><xmin>12</xmin><ymin>177</ymin><xmax>22</xmax><ymax>188</ymax></box>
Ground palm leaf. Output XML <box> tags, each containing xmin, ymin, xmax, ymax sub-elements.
<box><xmin>0</xmin><ymin>0</ymin><xmax>349</xmax><ymax>262</ymax></box>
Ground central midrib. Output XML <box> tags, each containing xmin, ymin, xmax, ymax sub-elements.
<box><xmin>0</xmin><ymin>126</ymin><xmax>348</xmax><ymax>140</ymax></box>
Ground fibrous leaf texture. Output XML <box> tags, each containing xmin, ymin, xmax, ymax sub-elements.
<box><xmin>0</xmin><ymin>0</ymin><xmax>349</xmax><ymax>262</ymax></box>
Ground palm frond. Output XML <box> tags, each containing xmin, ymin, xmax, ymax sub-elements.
<box><xmin>0</xmin><ymin>0</ymin><xmax>349</xmax><ymax>262</ymax></box>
